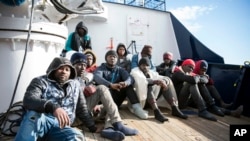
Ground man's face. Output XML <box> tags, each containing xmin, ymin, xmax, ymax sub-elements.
<box><xmin>74</xmin><ymin>62</ymin><xmax>87</xmax><ymax>76</ymax></box>
<box><xmin>77</xmin><ymin>28</ymin><xmax>86</xmax><ymax>37</ymax></box>
<box><xmin>117</xmin><ymin>47</ymin><xmax>125</xmax><ymax>56</ymax></box>
<box><xmin>54</xmin><ymin>65</ymin><xmax>71</xmax><ymax>83</ymax></box>
<box><xmin>106</xmin><ymin>55</ymin><xmax>117</xmax><ymax>67</ymax></box>
<box><xmin>86</xmin><ymin>56</ymin><xmax>93</xmax><ymax>67</ymax></box>
<box><xmin>139</xmin><ymin>64</ymin><xmax>150</xmax><ymax>74</ymax></box>
<box><xmin>182</xmin><ymin>65</ymin><xmax>194</xmax><ymax>74</ymax></box>
<box><xmin>199</xmin><ymin>68</ymin><xmax>207</xmax><ymax>75</ymax></box>
<box><xmin>164</xmin><ymin>58</ymin><xmax>171</xmax><ymax>64</ymax></box>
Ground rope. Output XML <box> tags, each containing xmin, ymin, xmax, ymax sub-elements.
<box><xmin>0</xmin><ymin>101</ymin><xmax>25</xmax><ymax>136</ymax></box>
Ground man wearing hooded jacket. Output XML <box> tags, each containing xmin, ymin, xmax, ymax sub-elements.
<box><xmin>15</xmin><ymin>57</ymin><xmax>98</xmax><ymax>141</ymax></box>
<box><xmin>64</xmin><ymin>21</ymin><xmax>92</xmax><ymax>53</ymax></box>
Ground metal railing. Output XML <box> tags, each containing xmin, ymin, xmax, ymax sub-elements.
<box><xmin>103</xmin><ymin>0</ymin><xmax>166</xmax><ymax>11</ymax></box>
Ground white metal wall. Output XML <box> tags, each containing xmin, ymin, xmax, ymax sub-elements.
<box><xmin>66</xmin><ymin>3</ymin><xmax>180</xmax><ymax>65</ymax></box>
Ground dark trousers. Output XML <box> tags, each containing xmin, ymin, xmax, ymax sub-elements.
<box><xmin>178</xmin><ymin>83</ymin><xmax>207</xmax><ymax>112</ymax></box>
<box><xmin>110</xmin><ymin>85</ymin><xmax>139</xmax><ymax>107</ymax></box>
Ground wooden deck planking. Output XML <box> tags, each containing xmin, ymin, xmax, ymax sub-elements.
<box><xmin>1</xmin><ymin>105</ymin><xmax>250</xmax><ymax>141</ymax></box>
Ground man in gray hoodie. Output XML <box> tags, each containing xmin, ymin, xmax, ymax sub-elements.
<box><xmin>15</xmin><ymin>57</ymin><xmax>98</xmax><ymax>141</ymax></box>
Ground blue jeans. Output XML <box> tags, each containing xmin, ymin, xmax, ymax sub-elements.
<box><xmin>14</xmin><ymin>111</ymin><xmax>85</xmax><ymax>141</ymax></box>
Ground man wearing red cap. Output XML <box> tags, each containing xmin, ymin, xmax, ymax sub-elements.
<box><xmin>171</xmin><ymin>59</ymin><xmax>223</xmax><ymax>121</ymax></box>
<box><xmin>156</xmin><ymin>52</ymin><xmax>177</xmax><ymax>78</ymax></box>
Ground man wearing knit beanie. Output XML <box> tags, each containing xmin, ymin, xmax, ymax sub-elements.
<box><xmin>171</xmin><ymin>59</ymin><xmax>220</xmax><ymax>121</ymax></box>
<box><xmin>181</xmin><ymin>59</ymin><xmax>195</xmax><ymax>69</ymax></box>
<box><xmin>94</xmin><ymin>50</ymin><xmax>149</xmax><ymax>120</ymax></box>
<box><xmin>105</xmin><ymin>50</ymin><xmax>118</xmax><ymax>60</ymax></box>
<box><xmin>71</xmin><ymin>52</ymin><xmax>139</xmax><ymax>141</ymax></box>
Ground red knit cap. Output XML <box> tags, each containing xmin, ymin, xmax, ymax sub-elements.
<box><xmin>181</xmin><ymin>59</ymin><xmax>195</xmax><ymax>68</ymax></box>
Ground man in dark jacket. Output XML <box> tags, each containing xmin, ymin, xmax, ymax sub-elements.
<box><xmin>94</xmin><ymin>50</ymin><xmax>148</xmax><ymax>120</ymax></box>
<box><xmin>156</xmin><ymin>52</ymin><xmax>176</xmax><ymax>78</ymax></box>
<box><xmin>15</xmin><ymin>57</ymin><xmax>98</xmax><ymax>141</ymax></box>
<box><xmin>63</xmin><ymin>21</ymin><xmax>92</xmax><ymax>54</ymax></box>
<box><xmin>171</xmin><ymin>59</ymin><xmax>224</xmax><ymax>121</ymax></box>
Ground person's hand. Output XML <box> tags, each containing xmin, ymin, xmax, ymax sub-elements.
<box><xmin>110</xmin><ymin>83</ymin><xmax>121</xmax><ymax>91</ymax></box>
<box><xmin>119</xmin><ymin>82</ymin><xmax>127</xmax><ymax>88</ymax></box>
<box><xmin>93</xmin><ymin>105</ymin><xmax>101</xmax><ymax>113</ymax></box>
<box><xmin>160</xmin><ymin>81</ymin><xmax>168</xmax><ymax>91</ymax></box>
<box><xmin>53</xmin><ymin>107</ymin><xmax>70</xmax><ymax>128</ymax></box>
<box><xmin>153</xmin><ymin>80</ymin><xmax>161</xmax><ymax>85</ymax></box>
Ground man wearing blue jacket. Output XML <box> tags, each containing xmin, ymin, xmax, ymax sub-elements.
<box><xmin>94</xmin><ymin>50</ymin><xmax>148</xmax><ymax>120</ymax></box>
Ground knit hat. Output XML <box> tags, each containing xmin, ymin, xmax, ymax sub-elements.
<box><xmin>181</xmin><ymin>59</ymin><xmax>195</xmax><ymax>68</ymax></box>
<box><xmin>105</xmin><ymin>50</ymin><xmax>118</xmax><ymax>60</ymax></box>
<box><xmin>139</xmin><ymin>57</ymin><xmax>150</xmax><ymax>66</ymax></box>
<box><xmin>70</xmin><ymin>52</ymin><xmax>87</xmax><ymax>65</ymax></box>
<box><xmin>163</xmin><ymin>52</ymin><xmax>173</xmax><ymax>60</ymax></box>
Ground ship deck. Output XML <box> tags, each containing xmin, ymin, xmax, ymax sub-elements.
<box><xmin>1</xmin><ymin>103</ymin><xmax>250</xmax><ymax>141</ymax></box>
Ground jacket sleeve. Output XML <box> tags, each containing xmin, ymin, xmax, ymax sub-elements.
<box><xmin>23</xmin><ymin>77</ymin><xmax>54</xmax><ymax>113</ymax></box>
<box><xmin>173</xmin><ymin>71</ymin><xmax>200</xmax><ymax>84</ymax></box>
<box><xmin>156</xmin><ymin>63</ymin><xmax>165</xmax><ymax>75</ymax></box>
<box><xmin>94</xmin><ymin>66</ymin><xmax>112</xmax><ymax>87</ymax></box>
<box><xmin>169</xmin><ymin>61</ymin><xmax>177</xmax><ymax>73</ymax></box>
<box><xmin>82</xmin><ymin>35</ymin><xmax>92</xmax><ymax>50</ymax></box>
<box><xmin>131</xmin><ymin>54</ymin><xmax>138</xmax><ymax>70</ymax></box>
<box><xmin>120</xmin><ymin>68</ymin><xmax>134</xmax><ymax>85</ymax></box>
<box><xmin>199</xmin><ymin>74</ymin><xmax>209</xmax><ymax>84</ymax></box>
<box><xmin>76</xmin><ymin>86</ymin><xmax>97</xmax><ymax>132</ymax></box>
<box><xmin>65</xmin><ymin>33</ymin><xmax>73</xmax><ymax>51</ymax></box>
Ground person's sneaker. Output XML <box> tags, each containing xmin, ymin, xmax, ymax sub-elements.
<box><xmin>231</xmin><ymin>105</ymin><xmax>243</xmax><ymax>118</ymax></box>
<box><xmin>131</xmin><ymin>103</ymin><xmax>148</xmax><ymax>119</ymax></box>
<box><xmin>198</xmin><ymin>110</ymin><xmax>217</xmax><ymax>121</ymax></box>
<box><xmin>154</xmin><ymin>109</ymin><xmax>168</xmax><ymax>123</ymax></box>
<box><xmin>208</xmin><ymin>105</ymin><xmax>224</xmax><ymax>117</ymax></box>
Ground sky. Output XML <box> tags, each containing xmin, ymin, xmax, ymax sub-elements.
<box><xmin>165</xmin><ymin>0</ymin><xmax>250</xmax><ymax>65</ymax></box>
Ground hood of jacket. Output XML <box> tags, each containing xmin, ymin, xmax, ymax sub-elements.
<box><xmin>46</xmin><ymin>57</ymin><xmax>76</xmax><ymax>80</ymax></box>
<box><xmin>193</xmin><ymin>60</ymin><xmax>208</xmax><ymax>74</ymax></box>
<box><xmin>84</xmin><ymin>49</ymin><xmax>97</xmax><ymax>66</ymax></box>
<box><xmin>75</xmin><ymin>21</ymin><xmax>88</xmax><ymax>35</ymax></box>
<box><xmin>116</xmin><ymin>43</ymin><xmax>128</xmax><ymax>56</ymax></box>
